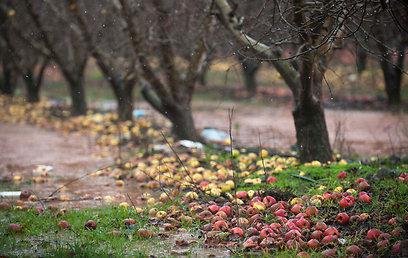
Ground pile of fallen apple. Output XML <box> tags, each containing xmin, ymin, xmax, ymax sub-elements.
<box><xmin>179</xmin><ymin>171</ymin><xmax>406</xmax><ymax>257</ymax></box>
<box><xmin>0</xmin><ymin>96</ymin><xmax>163</xmax><ymax>149</ymax></box>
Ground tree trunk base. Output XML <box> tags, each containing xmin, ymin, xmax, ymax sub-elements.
<box><xmin>169</xmin><ymin>107</ymin><xmax>202</xmax><ymax>142</ymax></box>
<box><xmin>293</xmin><ymin>101</ymin><xmax>332</xmax><ymax>163</ymax></box>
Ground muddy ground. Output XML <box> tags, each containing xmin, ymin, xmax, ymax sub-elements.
<box><xmin>1</xmin><ymin>101</ymin><xmax>407</xmax><ymax>208</ymax></box>
<box><xmin>141</xmin><ymin>101</ymin><xmax>408</xmax><ymax>158</ymax></box>
<box><xmin>0</xmin><ymin>123</ymin><xmax>147</xmax><ymax>208</ymax></box>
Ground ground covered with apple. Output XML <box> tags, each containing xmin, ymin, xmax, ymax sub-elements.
<box><xmin>1</xmin><ymin>97</ymin><xmax>408</xmax><ymax>257</ymax></box>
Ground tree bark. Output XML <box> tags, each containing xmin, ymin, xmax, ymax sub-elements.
<box><xmin>115</xmin><ymin>81</ymin><xmax>134</xmax><ymax>121</ymax></box>
<box><xmin>379</xmin><ymin>47</ymin><xmax>404</xmax><ymax>106</ymax></box>
<box><xmin>294</xmin><ymin>60</ymin><xmax>332</xmax><ymax>163</ymax></box>
<box><xmin>167</xmin><ymin>105</ymin><xmax>202</xmax><ymax>141</ymax></box>
<box><xmin>67</xmin><ymin>78</ymin><xmax>87</xmax><ymax>116</ymax></box>
<box><xmin>23</xmin><ymin>72</ymin><xmax>40</xmax><ymax>103</ymax></box>
<box><xmin>293</xmin><ymin>100</ymin><xmax>332</xmax><ymax>163</ymax></box>
<box><xmin>0</xmin><ymin>61</ymin><xmax>17</xmax><ymax>96</ymax></box>
<box><xmin>141</xmin><ymin>85</ymin><xmax>202</xmax><ymax>141</ymax></box>
<box><xmin>240</xmin><ymin>57</ymin><xmax>260</xmax><ymax>97</ymax></box>
<box><xmin>356</xmin><ymin>45</ymin><xmax>368</xmax><ymax>74</ymax></box>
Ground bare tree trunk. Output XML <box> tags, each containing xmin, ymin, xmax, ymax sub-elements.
<box><xmin>379</xmin><ymin>46</ymin><xmax>404</xmax><ymax>106</ymax></box>
<box><xmin>141</xmin><ymin>85</ymin><xmax>202</xmax><ymax>141</ymax></box>
<box><xmin>0</xmin><ymin>61</ymin><xmax>17</xmax><ymax>96</ymax></box>
<box><xmin>237</xmin><ymin>55</ymin><xmax>260</xmax><ymax>97</ymax></box>
<box><xmin>67</xmin><ymin>77</ymin><xmax>87</xmax><ymax>116</ymax></box>
<box><xmin>293</xmin><ymin>61</ymin><xmax>332</xmax><ymax>163</ymax></box>
<box><xmin>23</xmin><ymin>72</ymin><xmax>40</xmax><ymax>103</ymax></box>
<box><xmin>293</xmin><ymin>101</ymin><xmax>332</xmax><ymax>163</ymax></box>
<box><xmin>22</xmin><ymin>60</ymin><xmax>47</xmax><ymax>103</ymax></box>
<box><xmin>356</xmin><ymin>44</ymin><xmax>368</xmax><ymax>74</ymax></box>
<box><xmin>167</xmin><ymin>105</ymin><xmax>201</xmax><ymax>141</ymax></box>
<box><xmin>115</xmin><ymin>81</ymin><xmax>134</xmax><ymax>121</ymax></box>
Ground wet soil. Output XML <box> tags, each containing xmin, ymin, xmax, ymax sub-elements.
<box><xmin>1</xmin><ymin>100</ymin><xmax>407</xmax><ymax>208</ymax></box>
<box><xmin>0</xmin><ymin>123</ymin><xmax>146</xmax><ymax>209</ymax></box>
<box><xmin>190</xmin><ymin>101</ymin><xmax>408</xmax><ymax>158</ymax></box>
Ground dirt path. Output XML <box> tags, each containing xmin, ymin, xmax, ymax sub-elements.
<box><xmin>0</xmin><ymin>123</ymin><xmax>145</xmax><ymax>208</ymax></box>
<box><xmin>191</xmin><ymin>101</ymin><xmax>408</xmax><ymax>157</ymax></box>
<box><xmin>1</xmin><ymin>102</ymin><xmax>406</xmax><ymax>207</ymax></box>
<box><xmin>129</xmin><ymin>100</ymin><xmax>407</xmax><ymax>157</ymax></box>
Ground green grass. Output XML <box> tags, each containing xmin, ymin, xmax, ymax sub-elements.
<box><xmin>0</xmin><ymin>206</ymin><xmax>166</xmax><ymax>257</ymax></box>
<box><xmin>1</xmin><ymin>157</ymin><xmax>407</xmax><ymax>257</ymax></box>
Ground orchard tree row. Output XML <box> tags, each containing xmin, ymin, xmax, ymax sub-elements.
<box><xmin>0</xmin><ymin>0</ymin><xmax>406</xmax><ymax>163</ymax></box>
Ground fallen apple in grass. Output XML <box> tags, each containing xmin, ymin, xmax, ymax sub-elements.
<box><xmin>208</xmin><ymin>204</ymin><xmax>220</xmax><ymax>214</ymax></box>
<box><xmin>339</xmin><ymin>196</ymin><xmax>355</xmax><ymax>208</ymax></box>
<box><xmin>305</xmin><ymin>206</ymin><xmax>319</xmax><ymax>217</ymax></box>
<box><xmin>84</xmin><ymin>220</ymin><xmax>97</xmax><ymax>230</ymax></box>
<box><xmin>346</xmin><ymin>245</ymin><xmax>362</xmax><ymax>255</ymax></box>
<box><xmin>212</xmin><ymin>220</ymin><xmax>228</xmax><ymax>231</ymax></box>
<box><xmin>335</xmin><ymin>212</ymin><xmax>349</xmax><ymax>225</ymax></box>
<box><xmin>230</xmin><ymin>227</ymin><xmax>244</xmax><ymax>237</ymax></box>
<box><xmin>267</xmin><ymin>176</ymin><xmax>277</xmax><ymax>184</ymax></box>
<box><xmin>358</xmin><ymin>193</ymin><xmax>371</xmax><ymax>203</ymax></box>
<box><xmin>366</xmin><ymin>228</ymin><xmax>381</xmax><ymax>240</ymax></box>
<box><xmin>123</xmin><ymin>218</ymin><xmax>136</xmax><ymax>226</ymax></box>
<box><xmin>291</xmin><ymin>204</ymin><xmax>303</xmax><ymax>214</ymax></box>
<box><xmin>307</xmin><ymin>239</ymin><xmax>320</xmax><ymax>249</ymax></box>
<box><xmin>337</xmin><ymin>171</ymin><xmax>347</xmax><ymax>179</ymax></box>
<box><xmin>8</xmin><ymin>223</ymin><xmax>22</xmax><ymax>233</ymax></box>
<box><xmin>236</xmin><ymin>191</ymin><xmax>248</xmax><ymax>199</ymax></box>
<box><xmin>219</xmin><ymin>205</ymin><xmax>232</xmax><ymax>216</ymax></box>
<box><xmin>58</xmin><ymin>220</ymin><xmax>71</xmax><ymax>229</ymax></box>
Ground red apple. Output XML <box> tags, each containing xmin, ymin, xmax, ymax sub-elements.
<box><xmin>358</xmin><ymin>193</ymin><xmax>371</xmax><ymax>203</ymax></box>
<box><xmin>321</xmin><ymin>248</ymin><xmax>337</xmax><ymax>257</ymax></box>
<box><xmin>8</xmin><ymin>223</ymin><xmax>22</xmax><ymax>233</ymax></box>
<box><xmin>208</xmin><ymin>204</ymin><xmax>220</xmax><ymax>214</ymax></box>
<box><xmin>305</xmin><ymin>206</ymin><xmax>319</xmax><ymax>217</ymax></box>
<box><xmin>236</xmin><ymin>191</ymin><xmax>248</xmax><ymax>199</ymax></box>
<box><xmin>263</xmin><ymin>196</ymin><xmax>277</xmax><ymax>207</ymax></box>
<box><xmin>285</xmin><ymin>229</ymin><xmax>302</xmax><ymax>241</ymax></box>
<box><xmin>355</xmin><ymin>178</ymin><xmax>366</xmax><ymax>184</ymax></box>
<box><xmin>270</xmin><ymin>223</ymin><xmax>282</xmax><ymax>232</ymax></box>
<box><xmin>215</xmin><ymin>210</ymin><xmax>228</xmax><ymax>219</ymax></box>
<box><xmin>377</xmin><ymin>239</ymin><xmax>389</xmax><ymax>249</ymax></box>
<box><xmin>337</xmin><ymin>171</ymin><xmax>347</xmax><ymax>179</ymax></box>
<box><xmin>392</xmin><ymin>241</ymin><xmax>401</xmax><ymax>254</ymax></box>
<box><xmin>295</xmin><ymin>217</ymin><xmax>310</xmax><ymax>229</ymax></box>
<box><xmin>339</xmin><ymin>197</ymin><xmax>354</xmax><ymax>208</ymax></box>
<box><xmin>357</xmin><ymin>181</ymin><xmax>370</xmax><ymax>191</ymax></box>
<box><xmin>335</xmin><ymin>212</ymin><xmax>349</xmax><ymax>225</ymax></box>
<box><xmin>212</xmin><ymin>220</ymin><xmax>228</xmax><ymax>231</ymax></box>
<box><xmin>230</xmin><ymin>227</ymin><xmax>244</xmax><ymax>237</ymax></box>
<box><xmin>321</xmin><ymin>235</ymin><xmax>338</xmax><ymax>244</ymax></box>
<box><xmin>322</xmin><ymin>192</ymin><xmax>332</xmax><ymax>200</ymax></box>
<box><xmin>307</xmin><ymin>239</ymin><xmax>320</xmax><ymax>249</ymax></box>
<box><xmin>219</xmin><ymin>205</ymin><xmax>232</xmax><ymax>216</ymax></box>
<box><xmin>274</xmin><ymin>208</ymin><xmax>287</xmax><ymax>217</ymax></box>
<box><xmin>85</xmin><ymin>220</ymin><xmax>97</xmax><ymax>230</ymax></box>
<box><xmin>324</xmin><ymin>227</ymin><xmax>339</xmax><ymax>236</ymax></box>
<box><xmin>310</xmin><ymin>230</ymin><xmax>323</xmax><ymax>240</ymax></box>
<box><xmin>58</xmin><ymin>220</ymin><xmax>71</xmax><ymax>229</ymax></box>
<box><xmin>314</xmin><ymin>221</ymin><xmax>327</xmax><ymax>231</ymax></box>
<box><xmin>346</xmin><ymin>245</ymin><xmax>362</xmax><ymax>255</ymax></box>
<box><xmin>366</xmin><ymin>228</ymin><xmax>381</xmax><ymax>240</ymax></box>
<box><xmin>291</xmin><ymin>204</ymin><xmax>303</xmax><ymax>214</ymax></box>
<box><xmin>259</xmin><ymin>228</ymin><xmax>271</xmax><ymax>239</ymax></box>
<box><xmin>267</xmin><ymin>176</ymin><xmax>277</xmax><ymax>184</ymax></box>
